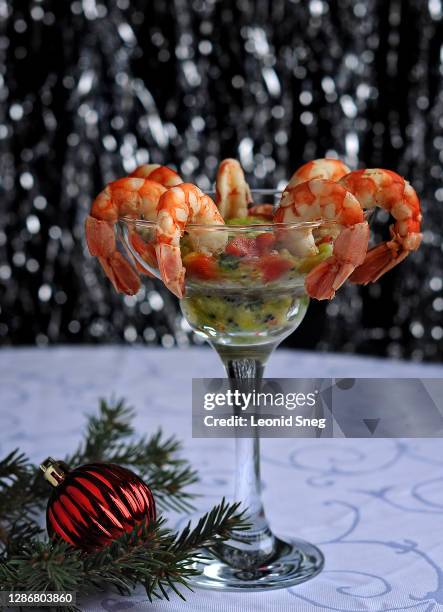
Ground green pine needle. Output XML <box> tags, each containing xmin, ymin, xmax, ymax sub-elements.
<box><xmin>66</xmin><ymin>398</ymin><xmax>198</xmax><ymax>512</ymax></box>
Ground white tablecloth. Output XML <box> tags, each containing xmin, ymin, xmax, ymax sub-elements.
<box><xmin>2</xmin><ymin>346</ymin><xmax>443</xmax><ymax>612</ymax></box>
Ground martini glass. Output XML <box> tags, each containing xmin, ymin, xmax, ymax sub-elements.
<box><xmin>119</xmin><ymin>189</ymin><xmax>334</xmax><ymax>591</ymax></box>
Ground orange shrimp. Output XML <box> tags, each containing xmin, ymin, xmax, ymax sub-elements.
<box><xmin>339</xmin><ymin>169</ymin><xmax>422</xmax><ymax>284</ymax></box>
<box><xmin>130</xmin><ymin>163</ymin><xmax>183</xmax><ymax>187</ymax></box>
<box><xmin>215</xmin><ymin>158</ymin><xmax>252</xmax><ymax>219</ymax></box>
<box><xmin>248</xmin><ymin>204</ymin><xmax>274</xmax><ymax>220</ymax></box>
<box><xmin>85</xmin><ymin>165</ymin><xmax>182</xmax><ymax>295</ymax></box>
<box><xmin>275</xmin><ymin>179</ymin><xmax>369</xmax><ymax>300</ymax></box>
<box><xmin>156</xmin><ymin>183</ymin><xmax>227</xmax><ymax>298</ymax></box>
<box><xmin>286</xmin><ymin>158</ymin><xmax>351</xmax><ymax>189</ymax></box>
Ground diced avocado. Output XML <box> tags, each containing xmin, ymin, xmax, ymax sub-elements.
<box><xmin>226</xmin><ymin>216</ymin><xmax>266</xmax><ymax>225</ymax></box>
<box><xmin>218</xmin><ymin>253</ymin><xmax>241</xmax><ymax>271</ymax></box>
<box><xmin>298</xmin><ymin>242</ymin><xmax>333</xmax><ymax>273</ymax></box>
<box><xmin>183</xmin><ymin>293</ymin><xmax>293</xmax><ymax>334</ymax></box>
<box><xmin>180</xmin><ymin>235</ymin><xmax>194</xmax><ymax>258</ymax></box>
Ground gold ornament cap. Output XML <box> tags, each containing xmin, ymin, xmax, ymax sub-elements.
<box><xmin>40</xmin><ymin>457</ymin><xmax>69</xmax><ymax>487</ymax></box>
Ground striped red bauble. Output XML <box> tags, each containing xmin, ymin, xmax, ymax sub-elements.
<box><xmin>40</xmin><ymin>457</ymin><xmax>156</xmax><ymax>551</ymax></box>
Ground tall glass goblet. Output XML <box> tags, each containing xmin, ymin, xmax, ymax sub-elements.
<box><xmin>119</xmin><ymin>190</ymin><xmax>335</xmax><ymax>591</ymax></box>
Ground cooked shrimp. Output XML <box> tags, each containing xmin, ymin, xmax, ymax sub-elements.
<box><xmin>339</xmin><ymin>169</ymin><xmax>422</xmax><ymax>284</ymax></box>
<box><xmin>156</xmin><ymin>183</ymin><xmax>227</xmax><ymax>297</ymax></box>
<box><xmin>286</xmin><ymin>158</ymin><xmax>351</xmax><ymax>189</ymax></box>
<box><xmin>275</xmin><ymin>179</ymin><xmax>369</xmax><ymax>300</ymax></box>
<box><xmin>130</xmin><ymin>163</ymin><xmax>183</xmax><ymax>188</ymax></box>
<box><xmin>248</xmin><ymin>204</ymin><xmax>274</xmax><ymax>220</ymax></box>
<box><xmin>85</xmin><ymin>165</ymin><xmax>182</xmax><ymax>294</ymax></box>
<box><xmin>215</xmin><ymin>158</ymin><xmax>252</xmax><ymax>219</ymax></box>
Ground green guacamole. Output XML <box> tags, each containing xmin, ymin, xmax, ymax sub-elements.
<box><xmin>182</xmin><ymin>293</ymin><xmax>294</xmax><ymax>335</ymax></box>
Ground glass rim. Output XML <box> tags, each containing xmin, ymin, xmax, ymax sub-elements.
<box><xmin>120</xmin><ymin>209</ymin><xmax>373</xmax><ymax>231</ymax></box>
<box><xmin>118</xmin><ymin>188</ymin><xmax>373</xmax><ymax>230</ymax></box>
<box><xmin>119</xmin><ymin>216</ymin><xmax>343</xmax><ymax>231</ymax></box>
<box><xmin>205</xmin><ymin>188</ymin><xmax>283</xmax><ymax>197</ymax></box>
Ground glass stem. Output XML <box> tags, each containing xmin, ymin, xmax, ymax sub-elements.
<box><xmin>213</xmin><ymin>353</ymin><xmax>277</xmax><ymax>571</ymax></box>
<box><xmin>227</xmin><ymin>358</ymin><xmax>266</xmax><ymax>527</ymax></box>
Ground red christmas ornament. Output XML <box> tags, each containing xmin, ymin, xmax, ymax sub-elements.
<box><xmin>40</xmin><ymin>457</ymin><xmax>156</xmax><ymax>551</ymax></box>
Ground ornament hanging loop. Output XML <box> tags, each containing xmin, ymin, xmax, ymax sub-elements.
<box><xmin>40</xmin><ymin>457</ymin><xmax>69</xmax><ymax>487</ymax></box>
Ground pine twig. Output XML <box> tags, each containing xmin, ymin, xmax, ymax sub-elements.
<box><xmin>0</xmin><ymin>450</ymin><xmax>43</xmax><ymax>556</ymax></box>
<box><xmin>0</xmin><ymin>449</ymin><xmax>30</xmax><ymax>487</ymax></box>
<box><xmin>1</xmin><ymin>501</ymin><xmax>249</xmax><ymax>606</ymax></box>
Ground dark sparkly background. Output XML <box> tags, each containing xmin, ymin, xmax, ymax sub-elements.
<box><xmin>0</xmin><ymin>0</ymin><xmax>442</xmax><ymax>360</ymax></box>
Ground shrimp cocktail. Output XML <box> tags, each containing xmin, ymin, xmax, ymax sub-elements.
<box><xmin>85</xmin><ymin>157</ymin><xmax>423</xmax><ymax>591</ymax></box>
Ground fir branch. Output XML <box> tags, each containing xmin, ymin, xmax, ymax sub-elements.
<box><xmin>1</xmin><ymin>501</ymin><xmax>249</xmax><ymax>608</ymax></box>
<box><xmin>0</xmin><ymin>451</ymin><xmax>43</xmax><ymax>556</ymax></box>
<box><xmin>147</xmin><ymin>498</ymin><xmax>249</xmax><ymax>601</ymax></box>
<box><xmin>67</xmin><ymin>398</ymin><xmax>134</xmax><ymax>465</ymax></box>
<box><xmin>172</xmin><ymin>498</ymin><xmax>249</xmax><ymax>553</ymax></box>
<box><xmin>0</xmin><ymin>449</ymin><xmax>30</xmax><ymax>488</ymax></box>
<box><xmin>5</xmin><ymin>541</ymin><xmax>84</xmax><ymax>592</ymax></box>
<box><xmin>0</xmin><ymin>449</ymin><xmax>35</xmax><ymax>516</ymax></box>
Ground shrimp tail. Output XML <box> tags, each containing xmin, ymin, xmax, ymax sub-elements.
<box><xmin>155</xmin><ymin>243</ymin><xmax>185</xmax><ymax>298</ymax></box>
<box><xmin>340</xmin><ymin>169</ymin><xmax>422</xmax><ymax>283</ymax></box>
<box><xmin>85</xmin><ymin>215</ymin><xmax>142</xmax><ymax>292</ymax></box>
<box><xmin>305</xmin><ymin>260</ymin><xmax>357</xmax><ymax>300</ymax></box>
<box><xmin>305</xmin><ymin>221</ymin><xmax>370</xmax><ymax>300</ymax></box>
<box><xmin>85</xmin><ymin>215</ymin><xmax>116</xmax><ymax>257</ymax></box>
<box><xmin>350</xmin><ymin>226</ymin><xmax>422</xmax><ymax>285</ymax></box>
<box><xmin>349</xmin><ymin>243</ymin><xmax>408</xmax><ymax>285</ymax></box>
<box><xmin>98</xmin><ymin>252</ymin><xmax>141</xmax><ymax>295</ymax></box>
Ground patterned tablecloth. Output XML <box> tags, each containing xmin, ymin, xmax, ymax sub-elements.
<box><xmin>2</xmin><ymin>346</ymin><xmax>443</xmax><ymax>612</ymax></box>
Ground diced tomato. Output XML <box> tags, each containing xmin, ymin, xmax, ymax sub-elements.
<box><xmin>225</xmin><ymin>237</ymin><xmax>259</xmax><ymax>257</ymax></box>
<box><xmin>258</xmin><ymin>254</ymin><xmax>293</xmax><ymax>282</ymax></box>
<box><xmin>317</xmin><ymin>235</ymin><xmax>333</xmax><ymax>245</ymax></box>
<box><xmin>255</xmin><ymin>233</ymin><xmax>276</xmax><ymax>254</ymax></box>
<box><xmin>183</xmin><ymin>253</ymin><xmax>218</xmax><ymax>280</ymax></box>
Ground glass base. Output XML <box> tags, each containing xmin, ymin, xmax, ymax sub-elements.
<box><xmin>189</xmin><ymin>536</ymin><xmax>324</xmax><ymax>592</ymax></box>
